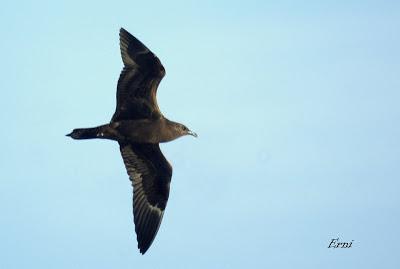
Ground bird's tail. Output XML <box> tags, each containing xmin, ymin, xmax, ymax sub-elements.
<box><xmin>66</xmin><ymin>124</ymin><xmax>109</xmax><ymax>140</ymax></box>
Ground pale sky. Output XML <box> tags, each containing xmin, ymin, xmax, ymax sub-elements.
<box><xmin>1</xmin><ymin>1</ymin><xmax>399</xmax><ymax>268</ymax></box>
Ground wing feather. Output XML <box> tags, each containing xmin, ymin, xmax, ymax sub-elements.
<box><xmin>119</xmin><ymin>143</ymin><xmax>172</xmax><ymax>254</ymax></box>
<box><xmin>112</xmin><ymin>28</ymin><xmax>165</xmax><ymax>122</ymax></box>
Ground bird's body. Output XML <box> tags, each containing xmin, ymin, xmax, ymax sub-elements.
<box><xmin>67</xmin><ymin>28</ymin><xmax>196</xmax><ymax>254</ymax></box>
<box><xmin>70</xmin><ymin>118</ymin><xmax>188</xmax><ymax>143</ymax></box>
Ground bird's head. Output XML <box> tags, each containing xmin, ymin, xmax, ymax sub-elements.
<box><xmin>176</xmin><ymin>123</ymin><xmax>197</xmax><ymax>138</ymax></box>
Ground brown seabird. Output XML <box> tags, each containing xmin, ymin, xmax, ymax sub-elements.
<box><xmin>67</xmin><ymin>28</ymin><xmax>197</xmax><ymax>254</ymax></box>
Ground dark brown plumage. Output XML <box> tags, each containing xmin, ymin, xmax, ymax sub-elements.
<box><xmin>67</xmin><ymin>28</ymin><xmax>196</xmax><ymax>254</ymax></box>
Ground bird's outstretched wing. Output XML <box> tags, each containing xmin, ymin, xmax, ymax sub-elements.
<box><xmin>112</xmin><ymin>28</ymin><xmax>166</xmax><ymax>122</ymax></box>
<box><xmin>119</xmin><ymin>142</ymin><xmax>172</xmax><ymax>254</ymax></box>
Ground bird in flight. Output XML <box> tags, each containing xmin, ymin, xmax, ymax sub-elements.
<box><xmin>67</xmin><ymin>28</ymin><xmax>197</xmax><ymax>254</ymax></box>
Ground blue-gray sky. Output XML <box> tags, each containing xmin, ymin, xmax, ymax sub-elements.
<box><xmin>1</xmin><ymin>1</ymin><xmax>399</xmax><ymax>268</ymax></box>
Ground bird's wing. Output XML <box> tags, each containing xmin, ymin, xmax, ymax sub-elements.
<box><xmin>119</xmin><ymin>142</ymin><xmax>172</xmax><ymax>254</ymax></box>
<box><xmin>112</xmin><ymin>28</ymin><xmax>166</xmax><ymax>122</ymax></box>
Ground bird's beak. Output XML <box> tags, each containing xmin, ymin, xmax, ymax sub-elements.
<box><xmin>188</xmin><ymin>130</ymin><xmax>198</xmax><ymax>138</ymax></box>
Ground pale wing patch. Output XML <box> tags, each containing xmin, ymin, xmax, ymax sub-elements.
<box><xmin>119</xmin><ymin>32</ymin><xmax>138</xmax><ymax>67</ymax></box>
<box><xmin>121</xmin><ymin>145</ymin><xmax>156</xmax><ymax>207</ymax></box>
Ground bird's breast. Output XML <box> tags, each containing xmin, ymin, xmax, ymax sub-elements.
<box><xmin>115</xmin><ymin>119</ymin><xmax>168</xmax><ymax>144</ymax></box>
